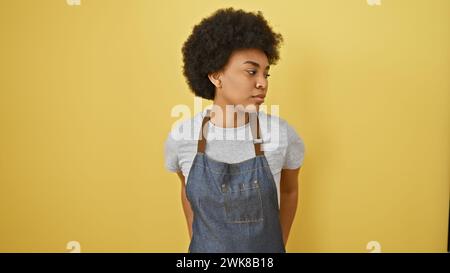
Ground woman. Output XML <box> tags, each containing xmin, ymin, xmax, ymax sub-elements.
<box><xmin>164</xmin><ymin>7</ymin><xmax>305</xmax><ymax>253</ymax></box>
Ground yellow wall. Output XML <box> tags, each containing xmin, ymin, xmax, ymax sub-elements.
<box><xmin>0</xmin><ymin>0</ymin><xmax>448</xmax><ymax>252</ymax></box>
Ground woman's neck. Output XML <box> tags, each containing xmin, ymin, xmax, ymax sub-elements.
<box><xmin>209</xmin><ymin>100</ymin><xmax>251</xmax><ymax>128</ymax></box>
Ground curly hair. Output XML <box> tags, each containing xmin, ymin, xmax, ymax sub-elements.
<box><xmin>181</xmin><ymin>7</ymin><xmax>284</xmax><ymax>100</ymax></box>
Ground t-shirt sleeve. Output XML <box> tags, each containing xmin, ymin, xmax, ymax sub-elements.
<box><xmin>282</xmin><ymin>124</ymin><xmax>305</xmax><ymax>169</ymax></box>
<box><xmin>164</xmin><ymin>132</ymin><xmax>180</xmax><ymax>173</ymax></box>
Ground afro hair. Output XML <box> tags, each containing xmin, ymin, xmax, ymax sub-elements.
<box><xmin>181</xmin><ymin>7</ymin><xmax>284</xmax><ymax>100</ymax></box>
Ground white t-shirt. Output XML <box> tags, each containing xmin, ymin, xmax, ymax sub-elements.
<box><xmin>164</xmin><ymin>108</ymin><xmax>305</xmax><ymax>207</ymax></box>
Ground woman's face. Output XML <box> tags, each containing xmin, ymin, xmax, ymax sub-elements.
<box><xmin>209</xmin><ymin>48</ymin><xmax>270</xmax><ymax>111</ymax></box>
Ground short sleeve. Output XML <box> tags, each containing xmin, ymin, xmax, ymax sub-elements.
<box><xmin>164</xmin><ymin>132</ymin><xmax>180</xmax><ymax>173</ymax></box>
<box><xmin>282</xmin><ymin>124</ymin><xmax>305</xmax><ymax>169</ymax></box>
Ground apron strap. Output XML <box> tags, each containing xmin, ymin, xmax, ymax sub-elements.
<box><xmin>197</xmin><ymin>110</ymin><xmax>211</xmax><ymax>153</ymax></box>
<box><xmin>251</xmin><ymin>112</ymin><xmax>264</xmax><ymax>156</ymax></box>
<box><xmin>197</xmin><ymin>109</ymin><xmax>264</xmax><ymax>156</ymax></box>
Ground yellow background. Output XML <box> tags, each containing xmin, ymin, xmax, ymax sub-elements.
<box><xmin>0</xmin><ymin>0</ymin><xmax>448</xmax><ymax>252</ymax></box>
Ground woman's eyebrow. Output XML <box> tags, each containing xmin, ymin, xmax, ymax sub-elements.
<box><xmin>242</xmin><ymin>60</ymin><xmax>270</xmax><ymax>70</ymax></box>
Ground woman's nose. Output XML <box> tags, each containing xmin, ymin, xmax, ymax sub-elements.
<box><xmin>256</xmin><ymin>81</ymin><xmax>266</xmax><ymax>89</ymax></box>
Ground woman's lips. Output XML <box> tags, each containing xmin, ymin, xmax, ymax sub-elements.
<box><xmin>251</xmin><ymin>95</ymin><xmax>265</xmax><ymax>104</ymax></box>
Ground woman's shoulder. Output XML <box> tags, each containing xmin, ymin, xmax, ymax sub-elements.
<box><xmin>259</xmin><ymin>110</ymin><xmax>304</xmax><ymax>152</ymax></box>
<box><xmin>258</xmin><ymin>110</ymin><xmax>293</xmax><ymax>137</ymax></box>
<box><xmin>259</xmin><ymin>110</ymin><xmax>288</xmax><ymax>128</ymax></box>
<box><xmin>168</xmin><ymin>110</ymin><xmax>205</xmax><ymax>142</ymax></box>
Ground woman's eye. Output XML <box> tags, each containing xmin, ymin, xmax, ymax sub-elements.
<box><xmin>247</xmin><ymin>70</ymin><xmax>270</xmax><ymax>78</ymax></box>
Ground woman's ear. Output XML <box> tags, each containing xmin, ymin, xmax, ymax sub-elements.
<box><xmin>208</xmin><ymin>72</ymin><xmax>222</xmax><ymax>89</ymax></box>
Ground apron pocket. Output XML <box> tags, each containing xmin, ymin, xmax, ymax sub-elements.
<box><xmin>222</xmin><ymin>180</ymin><xmax>264</xmax><ymax>223</ymax></box>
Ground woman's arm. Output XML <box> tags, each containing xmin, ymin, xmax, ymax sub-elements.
<box><xmin>279</xmin><ymin>167</ymin><xmax>301</xmax><ymax>247</ymax></box>
<box><xmin>177</xmin><ymin>171</ymin><xmax>194</xmax><ymax>240</ymax></box>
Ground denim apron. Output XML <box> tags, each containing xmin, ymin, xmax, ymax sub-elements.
<box><xmin>185</xmin><ymin>109</ymin><xmax>286</xmax><ymax>253</ymax></box>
